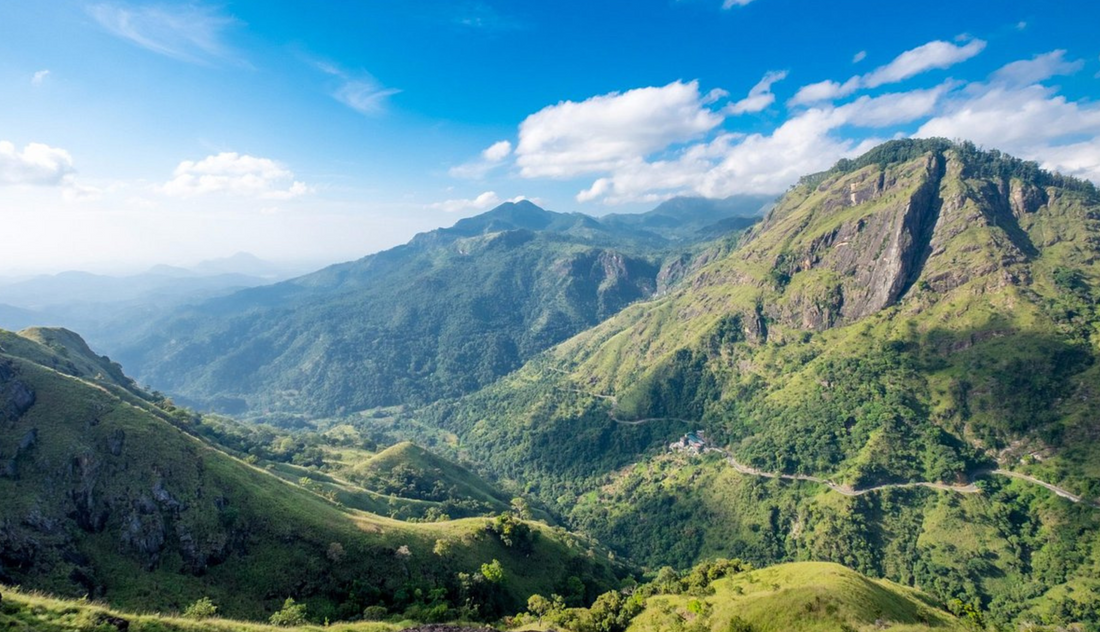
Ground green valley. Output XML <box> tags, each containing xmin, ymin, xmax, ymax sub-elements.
<box><xmin>0</xmin><ymin>328</ymin><xmax>625</xmax><ymax>622</ymax></box>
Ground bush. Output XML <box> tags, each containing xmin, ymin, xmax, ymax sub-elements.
<box><xmin>362</xmin><ymin>605</ymin><xmax>388</xmax><ymax>620</ymax></box>
<box><xmin>182</xmin><ymin>597</ymin><xmax>217</xmax><ymax>619</ymax></box>
<box><xmin>269</xmin><ymin>597</ymin><xmax>308</xmax><ymax>626</ymax></box>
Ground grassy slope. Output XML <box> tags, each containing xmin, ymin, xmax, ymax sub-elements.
<box><xmin>627</xmin><ymin>562</ymin><xmax>962</xmax><ymax>632</ymax></box>
<box><xmin>0</xmin><ymin>330</ymin><xmax>624</xmax><ymax>622</ymax></box>
<box><xmin>350</xmin><ymin>441</ymin><xmax>512</xmax><ymax>507</ymax></box>
<box><xmin>0</xmin><ymin>562</ymin><xmax>956</xmax><ymax>632</ymax></box>
<box><xmin>0</xmin><ymin>585</ymin><xmax>396</xmax><ymax>632</ymax></box>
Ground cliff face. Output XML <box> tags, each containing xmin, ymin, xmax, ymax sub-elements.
<box><xmin>742</xmin><ymin>144</ymin><xmax>1077</xmax><ymax>331</ymax></box>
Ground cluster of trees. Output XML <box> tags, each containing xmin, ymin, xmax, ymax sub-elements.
<box><xmin>515</xmin><ymin>558</ymin><xmax>749</xmax><ymax>632</ymax></box>
<box><xmin>798</xmin><ymin>138</ymin><xmax>1100</xmax><ymax>200</ymax></box>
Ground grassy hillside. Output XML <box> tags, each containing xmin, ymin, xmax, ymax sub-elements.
<box><xmin>0</xmin><ymin>328</ymin><xmax>626</xmax><ymax>623</ymax></box>
<box><xmin>349</xmin><ymin>442</ymin><xmax>512</xmax><ymax>508</ymax></box>
<box><xmin>401</xmin><ymin>140</ymin><xmax>1100</xmax><ymax>629</ymax></box>
<box><xmin>0</xmin><ymin>585</ymin><xmax>398</xmax><ymax>631</ymax></box>
<box><xmin>0</xmin><ymin>561</ymin><xmax>957</xmax><ymax>632</ymax></box>
<box><xmin>626</xmin><ymin>562</ymin><xmax>961</xmax><ymax>632</ymax></box>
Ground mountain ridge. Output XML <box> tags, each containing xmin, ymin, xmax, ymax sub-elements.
<box><xmin>401</xmin><ymin>139</ymin><xmax>1100</xmax><ymax>629</ymax></box>
<box><xmin>113</xmin><ymin>197</ymin><xmax>764</xmax><ymax>416</ymax></box>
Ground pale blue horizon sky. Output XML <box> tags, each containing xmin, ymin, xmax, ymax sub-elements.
<box><xmin>1</xmin><ymin>0</ymin><xmax>1098</xmax><ymax>274</ymax></box>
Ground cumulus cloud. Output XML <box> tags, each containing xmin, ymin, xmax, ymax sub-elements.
<box><xmin>449</xmin><ymin>140</ymin><xmax>513</xmax><ymax>179</ymax></box>
<box><xmin>916</xmin><ymin>77</ymin><xmax>1100</xmax><ymax>181</ymax></box>
<box><xmin>161</xmin><ymin>152</ymin><xmax>309</xmax><ymax>199</ymax></box>
<box><xmin>0</xmin><ymin>141</ymin><xmax>75</xmax><ymax>186</ymax></box>
<box><xmin>87</xmin><ymin>2</ymin><xmax>241</xmax><ymax>65</ymax></box>
<box><xmin>790</xmin><ymin>38</ymin><xmax>985</xmax><ymax>106</ymax></box>
<box><xmin>516</xmin><ymin>80</ymin><xmax>723</xmax><ymax>178</ymax></box>
<box><xmin>429</xmin><ymin>190</ymin><xmax>501</xmax><ymax>213</ymax></box>
<box><xmin>576</xmin><ymin>87</ymin><xmax>943</xmax><ymax>204</ymax></box>
<box><xmin>31</xmin><ymin>70</ymin><xmax>50</xmax><ymax>86</ymax></box>
<box><xmin>728</xmin><ymin>70</ymin><xmax>788</xmax><ymax>115</ymax></box>
<box><xmin>497</xmin><ymin>43</ymin><xmax>1099</xmax><ymax>207</ymax></box>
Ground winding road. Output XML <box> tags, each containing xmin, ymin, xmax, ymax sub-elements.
<box><xmin>553</xmin><ymin>371</ymin><xmax>1099</xmax><ymax>508</ymax></box>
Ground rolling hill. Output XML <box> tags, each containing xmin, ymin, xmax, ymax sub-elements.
<box><xmin>0</xmin><ymin>327</ymin><xmax>626</xmax><ymax>622</ymax></box>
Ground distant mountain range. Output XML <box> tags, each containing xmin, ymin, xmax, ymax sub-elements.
<box><xmin>110</xmin><ymin>195</ymin><xmax>770</xmax><ymax>415</ymax></box>
<box><xmin>0</xmin><ymin>253</ymin><xmax>315</xmax><ymax>356</ymax></box>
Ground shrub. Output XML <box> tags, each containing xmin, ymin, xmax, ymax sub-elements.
<box><xmin>182</xmin><ymin>596</ymin><xmax>218</xmax><ymax>619</ymax></box>
<box><xmin>269</xmin><ymin>597</ymin><xmax>308</xmax><ymax>626</ymax></box>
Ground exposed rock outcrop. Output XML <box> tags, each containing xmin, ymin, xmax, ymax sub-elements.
<box><xmin>0</xmin><ymin>360</ymin><xmax>35</xmax><ymax>422</ymax></box>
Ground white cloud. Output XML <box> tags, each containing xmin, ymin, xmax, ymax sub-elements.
<box><xmin>863</xmin><ymin>38</ymin><xmax>986</xmax><ymax>88</ymax></box>
<box><xmin>722</xmin><ymin>0</ymin><xmax>756</xmax><ymax>7</ymax></box>
<box><xmin>455</xmin><ymin>3</ymin><xmax>523</xmax><ymax>30</ymax></box>
<box><xmin>333</xmin><ymin>80</ymin><xmax>401</xmax><ymax>116</ymax></box>
<box><xmin>503</xmin><ymin>43</ymin><xmax>1099</xmax><ymax>207</ymax></box>
<box><xmin>516</xmin><ymin>80</ymin><xmax>723</xmax><ymax>178</ymax></box>
<box><xmin>991</xmin><ymin>50</ymin><xmax>1083</xmax><ymax>86</ymax></box>
<box><xmin>449</xmin><ymin>140</ymin><xmax>513</xmax><ymax>179</ymax></box>
<box><xmin>161</xmin><ymin>152</ymin><xmax>309</xmax><ymax>199</ymax></box>
<box><xmin>317</xmin><ymin>62</ymin><xmax>400</xmax><ymax>116</ymax></box>
<box><xmin>429</xmin><ymin>191</ymin><xmax>501</xmax><ymax>213</ymax></box>
<box><xmin>482</xmin><ymin>140</ymin><xmax>512</xmax><ymax>162</ymax></box>
<box><xmin>916</xmin><ymin>80</ymin><xmax>1100</xmax><ymax>181</ymax></box>
<box><xmin>790</xmin><ymin>38</ymin><xmax>985</xmax><ymax>106</ymax></box>
<box><xmin>87</xmin><ymin>2</ymin><xmax>241</xmax><ymax>65</ymax></box>
<box><xmin>31</xmin><ymin>70</ymin><xmax>50</xmax><ymax>86</ymax></box>
<box><xmin>0</xmin><ymin>141</ymin><xmax>75</xmax><ymax>186</ymax></box>
<box><xmin>789</xmin><ymin>77</ymin><xmax>860</xmax><ymax>106</ymax></box>
<box><xmin>836</xmin><ymin>84</ymin><xmax>948</xmax><ymax>128</ymax></box>
<box><xmin>575</xmin><ymin>87</ymin><xmax>940</xmax><ymax>204</ymax></box>
<box><xmin>728</xmin><ymin>70</ymin><xmax>788</xmax><ymax>115</ymax></box>
<box><xmin>852</xmin><ymin>51</ymin><xmax>867</xmax><ymax>63</ymax></box>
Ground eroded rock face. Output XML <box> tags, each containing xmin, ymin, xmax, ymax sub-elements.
<box><xmin>769</xmin><ymin>155</ymin><xmax>946</xmax><ymax>330</ymax></box>
<box><xmin>0</xmin><ymin>361</ymin><xmax>36</xmax><ymax>423</ymax></box>
<box><xmin>760</xmin><ymin>148</ymin><xmax>1052</xmax><ymax>331</ymax></box>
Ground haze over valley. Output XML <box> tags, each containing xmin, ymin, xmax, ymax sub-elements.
<box><xmin>3</xmin><ymin>2</ymin><xmax>1100</xmax><ymax>631</ymax></box>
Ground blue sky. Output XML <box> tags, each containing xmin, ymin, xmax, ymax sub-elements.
<box><xmin>1</xmin><ymin>0</ymin><xmax>1099</xmax><ymax>273</ymax></box>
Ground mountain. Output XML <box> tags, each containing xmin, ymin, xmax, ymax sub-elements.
<box><xmin>115</xmin><ymin>200</ymin><xmax>759</xmax><ymax>416</ymax></box>
<box><xmin>0</xmin><ymin>303</ymin><xmax>42</xmax><ymax>332</ymax></box>
<box><xmin>191</xmin><ymin>252</ymin><xmax>307</xmax><ymax>279</ymax></box>
<box><xmin>407</xmin><ymin>140</ymin><xmax>1100</xmax><ymax>629</ymax></box>
<box><xmin>0</xmin><ymin>327</ymin><xmax>626</xmax><ymax>621</ymax></box>
<box><xmin>600</xmin><ymin>194</ymin><xmax>772</xmax><ymax>242</ymax></box>
<box><xmin>0</xmin><ymin>265</ymin><xmax>290</xmax><ymax>365</ymax></box>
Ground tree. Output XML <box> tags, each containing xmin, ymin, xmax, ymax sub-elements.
<box><xmin>511</xmin><ymin>496</ymin><xmax>533</xmax><ymax>519</ymax></box>
<box><xmin>481</xmin><ymin>559</ymin><xmax>505</xmax><ymax>583</ymax></box>
<box><xmin>528</xmin><ymin>594</ymin><xmax>552</xmax><ymax>623</ymax></box>
<box><xmin>182</xmin><ymin>596</ymin><xmax>218</xmax><ymax>619</ymax></box>
<box><xmin>327</xmin><ymin>541</ymin><xmax>346</xmax><ymax>563</ymax></box>
<box><xmin>269</xmin><ymin>597</ymin><xmax>308</xmax><ymax>626</ymax></box>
